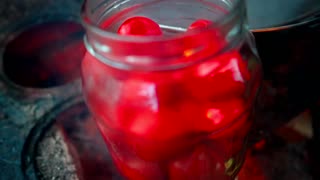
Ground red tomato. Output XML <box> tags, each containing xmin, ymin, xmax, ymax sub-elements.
<box><xmin>115</xmin><ymin>92</ymin><xmax>247</xmax><ymax>161</ymax></box>
<box><xmin>126</xmin><ymin>134</ymin><xmax>201</xmax><ymax>161</ymax></box>
<box><xmin>102</xmin><ymin>131</ymin><xmax>166</xmax><ymax>180</ymax></box>
<box><xmin>188</xmin><ymin>19</ymin><xmax>212</xmax><ymax>30</ymax></box>
<box><xmin>197</xmin><ymin>98</ymin><xmax>247</xmax><ymax>133</ymax></box>
<box><xmin>208</xmin><ymin>112</ymin><xmax>252</xmax><ymax>155</ymax></box>
<box><xmin>169</xmin><ymin>145</ymin><xmax>228</xmax><ymax>180</ymax></box>
<box><xmin>113</xmin><ymin>79</ymin><xmax>159</xmax><ymax>134</ymax></box>
<box><xmin>118</xmin><ymin>16</ymin><xmax>162</xmax><ymax>36</ymax></box>
<box><xmin>185</xmin><ymin>51</ymin><xmax>250</xmax><ymax>101</ymax></box>
<box><xmin>118</xmin><ymin>101</ymin><xmax>202</xmax><ymax>161</ymax></box>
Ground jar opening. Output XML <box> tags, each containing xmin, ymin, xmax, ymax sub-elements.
<box><xmin>81</xmin><ymin>0</ymin><xmax>244</xmax><ymax>42</ymax></box>
<box><xmin>81</xmin><ymin>0</ymin><xmax>246</xmax><ymax>71</ymax></box>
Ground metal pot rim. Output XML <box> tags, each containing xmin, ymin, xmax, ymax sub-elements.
<box><xmin>246</xmin><ymin>0</ymin><xmax>320</xmax><ymax>32</ymax></box>
<box><xmin>251</xmin><ymin>16</ymin><xmax>319</xmax><ymax>33</ymax></box>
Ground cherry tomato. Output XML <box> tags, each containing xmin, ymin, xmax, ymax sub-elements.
<box><xmin>118</xmin><ymin>16</ymin><xmax>162</xmax><ymax>36</ymax></box>
<box><xmin>188</xmin><ymin>19</ymin><xmax>212</xmax><ymax>30</ymax></box>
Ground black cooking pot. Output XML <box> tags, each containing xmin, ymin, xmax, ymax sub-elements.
<box><xmin>245</xmin><ymin>0</ymin><xmax>320</xmax><ymax>129</ymax></box>
<box><xmin>246</xmin><ymin>1</ymin><xmax>320</xmax><ymax>178</ymax></box>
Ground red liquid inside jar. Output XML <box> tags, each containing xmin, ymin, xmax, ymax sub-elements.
<box><xmin>81</xmin><ymin>0</ymin><xmax>261</xmax><ymax>179</ymax></box>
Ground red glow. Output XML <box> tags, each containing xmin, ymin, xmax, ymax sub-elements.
<box><xmin>254</xmin><ymin>139</ymin><xmax>267</xmax><ymax>151</ymax></box>
<box><xmin>81</xmin><ymin>15</ymin><xmax>254</xmax><ymax>179</ymax></box>
<box><xmin>237</xmin><ymin>151</ymin><xmax>268</xmax><ymax>180</ymax></box>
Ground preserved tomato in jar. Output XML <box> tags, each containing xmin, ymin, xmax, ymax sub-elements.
<box><xmin>81</xmin><ymin>0</ymin><xmax>262</xmax><ymax>179</ymax></box>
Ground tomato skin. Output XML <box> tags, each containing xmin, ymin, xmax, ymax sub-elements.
<box><xmin>118</xmin><ymin>16</ymin><xmax>162</xmax><ymax>36</ymax></box>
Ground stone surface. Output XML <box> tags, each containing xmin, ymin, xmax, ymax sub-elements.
<box><xmin>36</xmin><ymin>127</ymin><xmax>79</xmax><ymax>180</ymax></box>
<box><xmin>0</xmin><ymin>0</ymin><xmax>83</xmax><ymax>180</ymax></box>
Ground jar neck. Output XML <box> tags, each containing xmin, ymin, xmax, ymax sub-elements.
<box><xmin>81</xmin><ymin>0</ymin><xmax>248</xmax><ymax>71</ymax></box>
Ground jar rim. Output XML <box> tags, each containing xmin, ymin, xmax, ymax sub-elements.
<box><xmin>80</xmin><ymin>0</ymin><xmax>244</xmax><ymax>43</ymax></box>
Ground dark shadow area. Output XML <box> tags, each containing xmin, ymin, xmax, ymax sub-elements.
<box><xmin>2</xmin><ymin>21</ymin><xmax>85</xmax><ymax>88</ymax></box>
<box><xmin>253</xmin><ymin>19</ymin><xmax>320</xmax><ymax>179</ymax></box>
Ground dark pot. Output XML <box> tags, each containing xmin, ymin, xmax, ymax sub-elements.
<box><xmin>244</xmin><ymin>0</ymin><xmax>320</xmax><ymax>130</ymax></box>
<box><xmin>247</xmin><ymin>2</ymin><xmax>320</xmax><ymax>177</ymax></box>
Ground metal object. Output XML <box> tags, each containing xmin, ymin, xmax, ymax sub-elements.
<box><xmin>246</xmin><ymin>0</ymin><xmax>320</xmax><ymax>31</ymax></box>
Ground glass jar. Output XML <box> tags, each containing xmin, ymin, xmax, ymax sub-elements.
<box><xmin>81</xmin><ymin>0</ymin><xmax>262</xmax><ymax>179</ymax></box>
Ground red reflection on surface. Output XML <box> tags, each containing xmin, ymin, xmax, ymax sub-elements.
<box><xmin>253</xmin><ymin>139</ymin><xmax>267</xmax><ymax>151</ymax></box>
<box><xmin>238</xmin><ymin>150</ymin><xmax>268</xmax><ymax>180</ymax></box>
<box><xmin>3</xmin><ymin>21</ymin><xmax>85</xmax><ymax>88</ymax></box>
